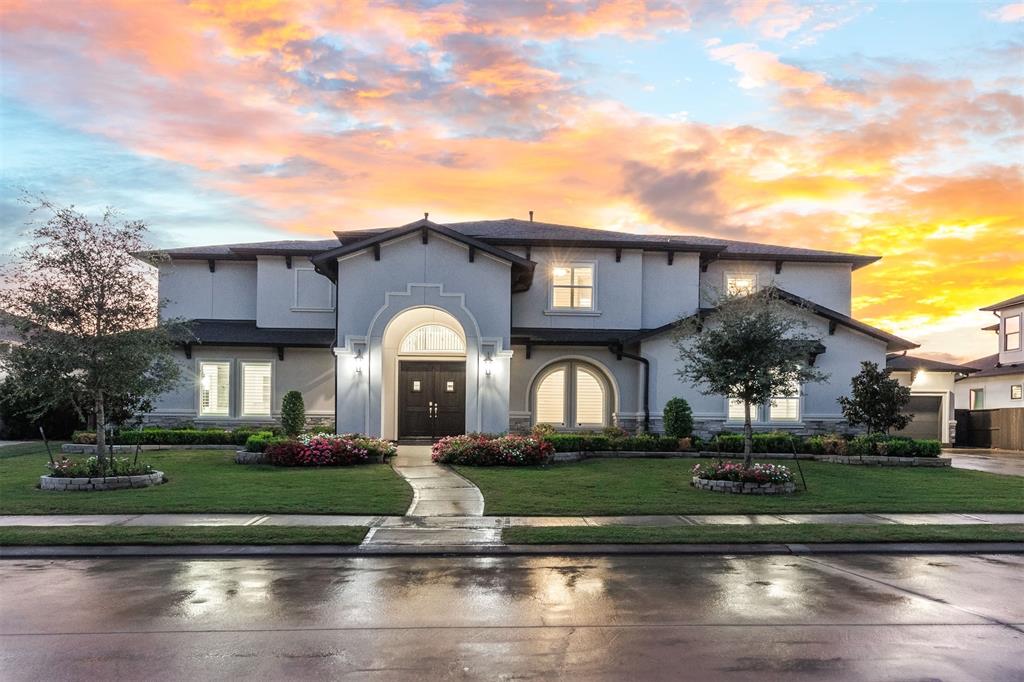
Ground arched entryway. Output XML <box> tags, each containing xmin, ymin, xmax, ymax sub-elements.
<box><xmin>381</xmin><ymin>307</ymin><xmax>467</xmax><ymax>440</ymax></box>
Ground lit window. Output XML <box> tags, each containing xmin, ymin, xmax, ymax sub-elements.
<box><xmin>1011</xmin><ymin>385</ymin><xmax>1022</xmax><ymax>401</ymax></box>
<box><xmin>199</xmin><ymin>362</ymin><xmax>230</xmax><ymax>416</ymax></box>
<box><xmin>551</xmin><ymin>264</ymin><xmax>594</xmax><ymax>310</ymax></box>
<box><xmin>726</xmin><ymin>273</ymin><xmax>757</xmax><ymax>296</ymax></box>
<box><xmin>970</xmin><ymin>388</ymin><xmax>985</xmax><ymax>410</ymax></box>
<box><xmin>241</xmin><ymin>362</ymin><xmax>272</xmax><ymax>416</ymax></box>
<box><xmin>1005</xmin><ymin>315</ymin><xmax>1021</xmax><ymax>351</ymax></box>
<box><xmin>770</xmin><ymin>381</ymin><xmax>801</xmax><ymax>422</ymax></box>
<box><xmin>727</xmin><ymin>398</ymin><xmax>747</xmax><ymax>422</ymax></box>
<box><xmin>533</xmin><ymin>361</ymin><xmax>609</xmax><ymax>428</ymax></box>
<box><xmin>400</xmin><ymin>324</ymin><xmax>465</xmax><ymax>353</ymax></box>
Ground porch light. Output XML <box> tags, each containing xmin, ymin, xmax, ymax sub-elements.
<box><xmin>484</xmin><ymin>353</ymin><xmax>493</xmax><ymax>376</ymax></box>
<box><xmin>355</xmin><ymin>349</ymin><xmax>364</xmax><ymax>374</ymax></box>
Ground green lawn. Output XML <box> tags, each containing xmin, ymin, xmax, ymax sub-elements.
<box><xmin>456</xmin><ymin>459</ymin><xmax>1024</xmax><ymax>515</ymax></box>
<box><xmin>0</xmin><ymin>525</ymin><xmax>368</xmax><ymax>545</ymax></box>
<box><xmin>503</xmin><ymin>524</ymin><xmax>1024</xmax><ymax>545</ymax></box>
<box><xmin>0</xmin><ymin>443</ymin><xmax>412</xmax><ymax>515</ymax></box>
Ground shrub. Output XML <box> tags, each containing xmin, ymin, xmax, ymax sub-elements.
<box><xmin>614</xmin><ymin>434</ymin><xmax>679</xmax><ymax>452</ymax></box>
<box><xmin>531</xmin><ymin>423</ymin><xmax>556</xmax><ymax>437</ymax></box>
<box><xmin>662</xmin><ymin>397</ymin><xmax>694</xmax><ymax>439</ymax></box>
<box><xmin>851</xmin><ymin>435</ymin><xmax>942</xmax><ymax>458</ymax></box>
<box><xmin>73</xmin><ymin>427</ymin><xmax>279</xmax><ymax>446</ymax></box>
<box><xmin>432</xmin><ymin>434</ymin><xmax>552</xmax><ymax>466</ymax></box>
<box><xmin>601</xmin><ymin>425</ymin><xmax>628</xmax><ymax>439</ymax></box>
<box><xmin>281</xmin><ymin>391</ymin><xmax>305</xmax><ymax>438</ymax></box>
<box><xmin>543</xmin><ymin>433</ymin><xmax>611</xmax><ymax>453</ymax></box>
<box><xmin>298</xmin><ymin>432</ymin><xmax>397</xmax><ymax>461</ymax></box>
<box><xmin>711</xmin><ymin>432</ymin><xmax>798</xmax><ymax>453</ymax></box>
<box><xmin>244</xmin><ymin>432</ymin><xmax>283</xmax><ymax>452</ymax></box>
<box><xmin>46</xmin><ymin>455</ymin><xmax>154</xmax><ymax>478</ymax></box>
<box><xmin>692</xmin><ymin>460</ymin><xmax>794</xmax><ymax>484</ymax></box>
<box><xmin>265</xmin><ymin>440</ymin><xmax>307</xmax><ymax>466</ymax></box>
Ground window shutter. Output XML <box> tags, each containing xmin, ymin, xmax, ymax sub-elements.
<box><xmin>574</xmin><ymin>366</ymin><xmax>604</xmax><ymax>425</ymax></box>
<box><xmin>200</xmin><ymin>362</ymin><xmax>230</xmax><ymax>416</ymax></box>
<box><xmin>241</xmin><ymin>362</ymin><xmax>272</xmax><ymax>416</ymax></box>
<box><xmin>536</xmin><ymin>368</ymin><xmax>566</xmax><ymax>425</ymax></box>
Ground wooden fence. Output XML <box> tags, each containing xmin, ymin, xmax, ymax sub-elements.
<box><xmin>955</xmin><ymin>408</ymin><xmax>1024</xmax><ymax>450</ymax></box>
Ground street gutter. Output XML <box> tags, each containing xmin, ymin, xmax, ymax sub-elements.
<box><xmin>2</xmin><ymin>541</ymin><xmax>1022</xmax><ymax>559</ymax></box>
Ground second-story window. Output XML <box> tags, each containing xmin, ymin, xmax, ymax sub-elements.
<box><xmin>551</xmin><ymin>264</ymin><xmax>594</xmax><ymax>310</ymax></box>
<box><xmin>1005</xmin><ymin>314</ymin><xmax>1021</xmax><ymax>351</ymax></box>
<box><xmin>726</xmin><ymin>273</ymin><xmax>757</xmax><ymax>296</ymax></box>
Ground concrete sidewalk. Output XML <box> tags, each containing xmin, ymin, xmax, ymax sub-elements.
<box><xmin>2</xmin><ymin>512</ymin><xmax>1022</xmax><ymax>528</ymax></box>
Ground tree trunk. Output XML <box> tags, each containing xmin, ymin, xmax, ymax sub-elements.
<box><xmin>743</xmin><ymin>400</ymin><xmax>754</xmax><ymax>468</ymax></box>
<box><xmin>94</xmin><ymin>393</ymin><xmax>106</xmax><ymax>468</ymax></box>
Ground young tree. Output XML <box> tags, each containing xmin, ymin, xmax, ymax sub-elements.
<box><xmin>673</xmin><ymin>286</ymin><xmax>827</xmax><ymax>466</ymax></box>
<box><xmin>0</xmin><ymin>199</ymin><xmax>189</xmax><ymax>466</ymax></box>
<box><xmin>838</xmin><ymin>361</ymin><xmax>912</xmax><ymax>434</ymax></box>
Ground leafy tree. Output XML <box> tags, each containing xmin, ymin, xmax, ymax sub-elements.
<box><xmin>0</xmin><ymin>199</ymin><xmax>190</xmax><ymax>466</ymax></box>
<box><xmin>281</xmin><ymin>390</ymin><xmax>306</xmax><ymax>437</ymax></box>
<box><xmin>838</xmin><ymin>361</ymin><xmax>912</xmax><ymax>434</ymax></box>
<box><xmin>662</xmin><ymin>397</ymin><xmax>694</xmax><ymax>439</ymax></box>
<box><xmin>673</xmin><ymin>286</ymin><xmax>828</xmax><ymax>466</ymax></box>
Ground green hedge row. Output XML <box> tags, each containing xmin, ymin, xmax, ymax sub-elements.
<box><xmin>708</xmin><ymin>432</ymin><xmax>942</xmax><ymax>458</ymax></box>
<box><xmin>73</xmin><ymin>427</ymin><xmax>280</xmax><ymax>446</ymax></box>
<box><xmin>544</xmin><ymin>433</ymin><xmax>685</xmax><ymax>453</ymax></box>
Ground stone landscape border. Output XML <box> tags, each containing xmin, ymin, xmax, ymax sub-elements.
<box><xmin>691</xmin><ymin>477</ymin><xmax>796</xmax><ymax>495</ymax></box>
<box><xmin>39</xmin><ymin>471</ymin><xmax>165</xmax><ymax>492</ymax></box>
<box><xmin>552</xmin><ymin>450</ymin><xmax>950</xmax><ymax>467</ymax></box>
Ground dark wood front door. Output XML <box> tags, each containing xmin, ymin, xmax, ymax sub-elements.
<box><xmin>398</xmin><ymin>361</ymin><xmax>466</xmax><ymax>440</ymax></box>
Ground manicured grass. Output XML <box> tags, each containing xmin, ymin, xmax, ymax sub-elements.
<box><xmin>503</xmin><ymin>524</ymin><xmax>1024</xmax><ymax>545</ymax></box>
<box><xmin>455</xmin><ymin>458</ymin><xmax>1024</xmax><ymax>515</ymax></box>
<box><xmin>0</xmin><ymin>443</ymin><xmax>412</xmax><ymax>515</ymax></box>
<box><xmin>0</xmin><ymin>525</ymin><xmax>368</xmax><ymax>545</ymax></box>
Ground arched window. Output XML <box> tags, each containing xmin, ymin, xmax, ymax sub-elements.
<box><xmin>533</xmin><ymin>361</ymin><xmax>611</xmax><ymax>429</ymax></box>
<box><xmin>399</xmin><ymin>324</ymin><xmax>465</xmax><ymax>354</ymax></box>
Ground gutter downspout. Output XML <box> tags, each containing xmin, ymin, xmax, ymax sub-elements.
<box><xmin>611</xmin><ymin>343</ymin><xmax>650</xmax><ymax>433</ymax></box>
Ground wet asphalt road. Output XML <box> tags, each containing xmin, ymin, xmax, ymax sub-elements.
<box><xmin>1</xmin><ymin>554</ymin><xmax>1022</xmax><ymax>681</ymax></box>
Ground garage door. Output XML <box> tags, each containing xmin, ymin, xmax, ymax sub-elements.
<box><xmin>895</xmin><ymin>396</ymin><xmax>942</xmax><ymax>440</ymax></box>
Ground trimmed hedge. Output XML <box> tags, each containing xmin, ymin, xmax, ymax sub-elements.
<box><xmin>544</xmin><ymin>433</ymin><xmax>682</xmax><ymax>453</ymax></box>
<box><xmin>245</xmin><ymin>432</ymin><xmax>289</xmax><ymax>453</ymax></box>
<box><xmin>73</xmin><ymin>427</ymin><xmax>277</xmax><ymax>446</ymax></box>
<box><xmin>708</xmin><ymin>431</ymin><xmax>942</xmax><ymax>458</ymax></box>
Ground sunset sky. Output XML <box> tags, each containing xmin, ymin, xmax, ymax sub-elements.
<box><xmin>1</xmin><ymin>0</ymin><xmax>1021</xmax><ymax>362</ymax></box>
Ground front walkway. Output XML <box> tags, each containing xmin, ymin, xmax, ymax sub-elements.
<box><xmin>946</xmin><ymin>448</ymin><xmax>1024</xmax><ymax>477</ymax></box>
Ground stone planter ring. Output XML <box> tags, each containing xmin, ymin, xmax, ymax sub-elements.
<box><xmin>39</xmin><ymin>471</ymin><xmax>165</xmax><ymax>492</ymax></box>
<box><xmin>691</xmin><ymin>477</ymin><xmax>795</xmax><ymax>495</ymax></box>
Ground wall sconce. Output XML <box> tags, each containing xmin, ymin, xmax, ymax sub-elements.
<box><xmin>484</xmin><ymin>353</ymin><xmax>493</xmax><ymax>376</ymax></box>
<box><xmin>355</xmin><ymin>349</ymin><xmax>364</xmax><ymax>374</ymax></box>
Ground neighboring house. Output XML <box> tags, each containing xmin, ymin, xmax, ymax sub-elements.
<box><xmin>141</xmin><ymin>217</ymin><xmax>916</xmax><ymax>440</ymax></box>
<box><xmin>886</xmin><ymin>354</ymin><xmax>977</xmax><ymax>444</ymax></box>
<box><xmin>954</xmin><ymin>294</ymin><xmax>1024</xmax><ymax>411</ymax></box>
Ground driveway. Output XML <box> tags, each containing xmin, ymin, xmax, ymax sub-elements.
<box><xmin>1</xmin><ymin>554</ymin><xmax>1022</xmax><ymax>680</ymax></box>
<box><xmin>946</xmin><ymin>448</ymin><xmax>1024</xmax><ymax>476</ymax></box>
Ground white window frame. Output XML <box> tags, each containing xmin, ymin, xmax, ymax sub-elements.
<box><xmin>240</xmin><ymin>361</ymin><xmax>274</xmax><ymax>417</ymax></box>
<box><xmin>724</xmin><ymin>271</ymin><xmax>758</xmax><ymax>297</ymax></box>
<box><xmin>198</xmin><ymin>360</ymin><xmax>232</xmax><ymax>418</ymax></box>
<box><xmin>546</xmin><ymin>262</ymin><xmax>599</xmax><ymax>315</ymax></box>
<box><xmin>292</xmin><ymin>266</ymin><xmax>336</xmax><ymax>312</ymax></box>
<box><xmin>532</xmin><ymin>360</ymin><xmax>611</xmax><ymax>430</ymax></box>
<box><xmin>970</xmin><ymin>388</ymin><xmax>985</xmax><ymax>410</ymax></box>
<box><xmin>1011</xmin><ymin>384</ymin><xmax>1022</xmax><ymax>401</ymax></box>
<box><xmin>1004</xmin><ymin>314</ymin><xmax>1021</xmax><ymax>351</ymax></box>
<box><xmin>769</xmin><ymin>383</ymin><xmax>802</xmax><ymax>422</ymax></box>
<box><xmin>725</xmin><ymin>383</ymin><xmax>803</xmax><ymax>424</ymax></box>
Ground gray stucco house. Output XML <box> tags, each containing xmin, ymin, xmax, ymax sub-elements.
<box><xmin>145</xmin><ymin>217</ymin><xmax>916</xmax><ymax>440</ymax></box>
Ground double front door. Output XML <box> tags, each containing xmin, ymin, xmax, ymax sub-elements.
<box><xmin>398</xmin><ymin>361</ymin><xmax>466</xmax><ymax>440</ymax></box>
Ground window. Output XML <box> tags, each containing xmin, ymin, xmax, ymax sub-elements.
<box><xmin>533</xmin><ymin>361</ymin><xmax>610</xmax><ymax>428</ymax></box>
<box><xmin>727</xmin><ymin>398</ymin><xmax>747</xmax><ymax>422</ymax></box>
<box><xmin>1011</xmin><ymin>385</ymin><xmax>1022</xmax><ymax>401</ymax></box>
<box><xmin>294</xmin><ymin>268</ymin><xmax>334</xmax><ymax>311</ymax></box>
<box><xmin>770</xmin><ymin>382</ymin><xmax>801</xmax><ymax>422</ymax></box>
<box><xmin>199</xmin><ymin>362</ymin><xmax>230</xmax><ymax>416</ymax></box>
<box><xmin>970</xmin><ymin>388</ymin><xmax>985</xmax><ymax>410</ymax></box>
<box><xmin>241</xmin><ymin>362</ymin><xmax>272</xmax><ymax>416</ymax></box>
<box><xmin>400</xmin><ymin>324</ymin><xmax>465</xmax><ymax>353</ymax></box>
<box><xmin>551</xmin><ymin>264</ymin><xmax>594</xmax><ymax>310</ymax></box>
<box><xmin>726</xmin><ymin>273</ymin><xmax>757</xmax><ymax>296</ymax></box>
<box><xmin>1005</xmin><ymin>315</ymin><xmax>1021</xmax><ymax>351</ymax></box>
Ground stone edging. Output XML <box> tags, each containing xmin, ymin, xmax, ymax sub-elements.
<box><xmin>552</xmin><ymin>450</ymin><xmax>949</xmax><ymax>467</ymax></box>
<box><xmin>62</xmin><ymin>444</ymin><xmax>239</xmax><ymax>454</ymax></box>
<box><xmin>235</xmin><ymin>451</ymin><xmax>268</xmax><ymax>464</ymax></box>
<box><xmin>691</xmin><ymin>476</ymin><xmax>796</xmax><ymax>494</ymax></box>
<box><xmin>39</xmin><ymin>471</ymin><xmax>165</xmax><ymax>492</ymax></box>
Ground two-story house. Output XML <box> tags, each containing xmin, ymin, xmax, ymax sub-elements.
<box><xmin>954</xmin><ymin>294</ymin><xmax>1024</xmax><ymax>411</ymax></box>
<box><xmin>144</xmin><ymin>217</ymin><xmax>916</xmax><ymax>440</ymax></box>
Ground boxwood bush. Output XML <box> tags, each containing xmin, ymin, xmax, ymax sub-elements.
<box><xmin>73</xmin><ymin>427</ymin><xmax>279</xmax><ymax>446</ymax></box>
<box><xmin>543</xmin><ymin>433</ymin><xmax>682</xmax><ymax>453</ymax></box>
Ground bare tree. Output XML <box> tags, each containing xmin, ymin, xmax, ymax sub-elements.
<box><xmin>0</xmin><ymin>197</ymin><xmax>189</xmax><ymax>466</ymax></box>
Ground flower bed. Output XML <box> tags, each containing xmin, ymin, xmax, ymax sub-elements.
<box><xmin>691</xmin><ymin>461</ymin><xmax>796</xmax><ymax>495</ymax></box>
<box><xmin>252</xmin><ymin>433</ymin><xmax>396</xmax><ymax>467</ymax></box>
<box><xmin>41</xmin><ymin>455</ymin><xmax>164</xmax><ymax>492</ymax></box>
<box><xmin>432</xmin><ymin>434</ymin><xmax>553</xmax><ymax>466</ymax></box>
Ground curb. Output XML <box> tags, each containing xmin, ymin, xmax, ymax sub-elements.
<box><xmin>2</xmin><ymin>541</ymin><xmax>1022</xmax><ymax>559</ymax></box>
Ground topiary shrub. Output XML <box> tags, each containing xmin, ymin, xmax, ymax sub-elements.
<box><xmin>662</xmin><ymin>397</ymin><xmax>693</xmax><ymax>439</ymax></box>
<box><xmin>281</xmin><ymin>391</ymin><xmax>305</xmax><ymax>438</ymax></box>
